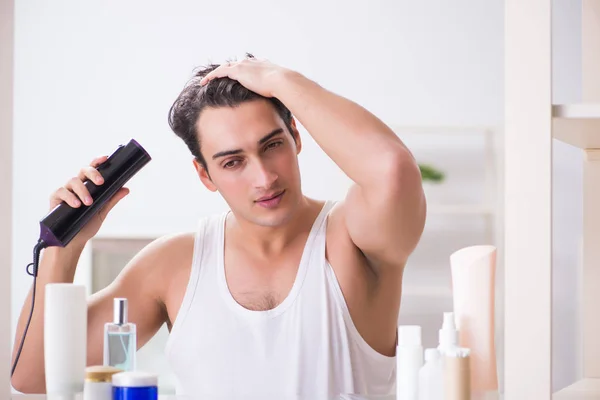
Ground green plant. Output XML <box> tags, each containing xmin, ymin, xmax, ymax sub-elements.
<box><xmin>419</xmin><ymin>163</ymin><xmax>445</xmax><ymax>183</ymax></box>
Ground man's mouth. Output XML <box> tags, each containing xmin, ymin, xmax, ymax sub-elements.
<box><xmin>255</xmin><ymin>190</ymin><xmax>285</xmax><ymax>203</ymax></box>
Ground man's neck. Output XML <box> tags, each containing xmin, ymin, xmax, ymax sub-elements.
<box><xmin>227</xmin><ymin>196</ymin><xmax>318</xmax><ymax>257</ymax></box>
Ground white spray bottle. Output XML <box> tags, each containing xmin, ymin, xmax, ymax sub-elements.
<box><xmin>437</xmin><ymin>312</ymin><xmax>459</xmax><ymax>356</ymax></box>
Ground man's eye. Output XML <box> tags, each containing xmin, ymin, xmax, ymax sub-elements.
<box><xmin>223</xmin><ymin>160</ymin><xmax>240</xmax><ymax>169</ymax></box>
<box><xmin>266</xmin><ymin>141</ymin><xmax>283</xmax><ymax>150</ymax></box>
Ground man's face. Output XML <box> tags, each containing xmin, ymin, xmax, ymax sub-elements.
<box><xmin>194</xmin><ymin>99</ymin><xmax>303</xmax><ymax>227</ymax></box>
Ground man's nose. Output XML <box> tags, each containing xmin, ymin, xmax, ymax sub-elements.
<box><xmin>253</xmin><ymin>161</ymin><xmax>278</xmax><ymax>189</ymax></box>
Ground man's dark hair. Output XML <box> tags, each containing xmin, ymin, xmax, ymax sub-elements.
<box><xmin>167</xmin><ymin>58</ymin><xmax>295</xmax><ymax>171</ymax></box>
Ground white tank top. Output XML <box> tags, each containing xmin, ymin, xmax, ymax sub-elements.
<box><xmin>165</xmin><ymin>201</ymin><xmax>396</xmax><ymax>397</ymax></box>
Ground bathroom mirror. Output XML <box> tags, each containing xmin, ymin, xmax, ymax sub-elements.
<box><xmin>8</xmin><ymin>0</ymin><xmax>508</xmax><ymax>397</ymax></box>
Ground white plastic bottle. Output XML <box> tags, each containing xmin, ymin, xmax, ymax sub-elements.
<box><xmin>44</xmin><ymin>284</ymin><xmax>87</xmax><ymax>397</ymax></box>
<box><xmin>437</xmin><ymin>312</ymin><xmax>459</xmax><ymax>356</ymax></box>
<box><xmin>418</xmin><ymin>348</ymin><xmax>443</xmax><ymax>400</ymax></box>
<box><xmin>397</xmin><ymin>325</ymin><xmax>423</xmax><ymax>400</ymax></box>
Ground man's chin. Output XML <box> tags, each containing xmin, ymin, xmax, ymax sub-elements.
<box><xmin>250</xmin><ymin>204</ymin><xmax>296</xmax><ymax>228</ymax></box>
<box><xmin>252</xmin><ymin>212</ymin><xmax>293</xmax><ymax>228</ymax></box>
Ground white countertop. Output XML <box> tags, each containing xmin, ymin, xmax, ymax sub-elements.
<box><xmin>11</xmin><ymin>395</ymin><xmax>397</xmax><ymax>400</ymax></box>
<box><xmin>11</xmin><ymin>395</ymin><xmax>504</xmax><ymax>400</ymax></box>
<box><xmin>11</xmin><ymin>390</ymin><xmax>506</xmax><ymax>400</ymax></box>
<box><xmin>11</xmin><ymin>389</ymin><xmax>505</xmax><ymax>400</ymax></box>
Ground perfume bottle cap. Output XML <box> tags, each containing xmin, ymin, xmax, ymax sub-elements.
<box><xmin>114</xmin><ymin>298</ymin><xmax>128</xmax><ymax>325</ymax></box>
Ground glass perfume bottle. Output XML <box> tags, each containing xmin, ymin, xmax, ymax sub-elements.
<box><xmin>104</xmin><ymin>298</ymin><xmax>136</xmax><ymax>371</ymax></box>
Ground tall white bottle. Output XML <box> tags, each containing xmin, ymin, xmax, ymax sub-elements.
<box><xmin>44</xmin><ymin>283</ymin><xmax>87</xmax><ymax>398</ymax></box>
<box><xmin>397</xmin><ymin>325</ymin><xmax>423</xmax><ymax>400</ymax></box>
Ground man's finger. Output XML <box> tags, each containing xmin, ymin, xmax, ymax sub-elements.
<box><xmin>90</xmin><ymin>155</ymin><xmax>108</xmax><ymax>168</ymax></box>
<box><xmin>200</xmin><ymin>64</ymin><xmax>235</xmax><ymax>85</ymax></box>
<box><xmin>200</xmin><ymin>72</ymin><xmax>223</xmax><ymax>85</ymax></box>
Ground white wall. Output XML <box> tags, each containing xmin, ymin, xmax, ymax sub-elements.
<box><xmin>551</xmin><ymin>0</ymin><xmax>584</xmax><ymax>392</ymax></box>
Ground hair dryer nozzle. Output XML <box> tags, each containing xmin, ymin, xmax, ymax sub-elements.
<box><xmin>39</xmin><ymin>139</ymin><xmax>151</xmax><ymax>247</ymax></box>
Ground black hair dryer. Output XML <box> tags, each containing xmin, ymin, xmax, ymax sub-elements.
<box><xmin>38</xmin><ymin>139</ymin><xmax>151</xmax><ymax>248</ymax></box>
<box><xmin>11</xmin><ymin>139</ymin><xmax>151</xmax><ymax>379</ymax></box>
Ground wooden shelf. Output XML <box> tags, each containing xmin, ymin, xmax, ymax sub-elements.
<box><xmin>553</xmin><ymin>378</ymin><xmax>600</xmax><ymax>399</ymax></box>
<box><xmin>553</xmin><ymin>104</ymin><xmax>600</xmax><ymax>149</ymax></box>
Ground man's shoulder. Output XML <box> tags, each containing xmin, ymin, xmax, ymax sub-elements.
<box><xmin>149</xmin><ymin>211</ymin><xmax>227</xmax><ymax>251</ymax></box>
<box><xmin>115</xmin><ymin>231</ymin><xmax>196</xmax><ymax>304</ymax></box>
<box><xmin>150</xmin><ymin>231</ymin><xmax>196</xmax><ymax>255</ymax></box>
<box><xmin>126</xmin><ymin>231</ymin><xmax>196</xmax><ymax>273</ymax></box>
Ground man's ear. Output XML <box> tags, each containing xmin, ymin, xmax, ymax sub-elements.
<box><xmin>193</xmin><ymin>158</ymin><xmax>218</xmax><ymax>192</ymax></box>
<box><xmin>290</xmin><ymin>117</ymin><xmax>302</xmax><ymax>155</ymax></box>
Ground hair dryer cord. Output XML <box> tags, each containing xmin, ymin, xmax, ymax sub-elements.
<box><xmin>11</xmin><ymin>239</ymin><xmax>47</xmax><ymax>378</ymax></box>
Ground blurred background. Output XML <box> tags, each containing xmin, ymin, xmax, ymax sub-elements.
<box><xmin>8</xmin><ymin>0</ymin><xmax>582</xmax><ymax>395</ymax></box>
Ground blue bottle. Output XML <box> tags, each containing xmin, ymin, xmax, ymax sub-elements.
<box><xmin>112</xmin><ymin>371</ymin><xmax>158</xmax><ymax>400</ymax></box>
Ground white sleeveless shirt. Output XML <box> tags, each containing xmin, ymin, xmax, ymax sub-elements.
<box><xmin>165</xmin><ymin>201</ymin><xmax>396</xmax><ymax>397</ymax></box>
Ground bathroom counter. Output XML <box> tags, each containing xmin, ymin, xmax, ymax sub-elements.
<box><xmin>11</xmin><ymin>395</ymin><xmax>397</xmax><ymax>400</ymax></box>
<box><xmin>11</xmin><ymin>394</ymin><xmax>506</xmax><ymax>400</ymax></box>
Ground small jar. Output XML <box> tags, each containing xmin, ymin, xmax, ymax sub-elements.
<box><xmin>83</xmin><ymin>365</ymin><xmax>123</xmax><ymax>400</ymax></box>
<box><xmin>112</xmin><ymin>371</ymin><xmax>158</xmax><ymax>400</ymax></box>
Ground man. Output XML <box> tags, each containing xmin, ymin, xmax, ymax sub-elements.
<box><xmin>12</xmin><ymin>54</ymin><xmax>426</xmax><ymax>396</ymax></box>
